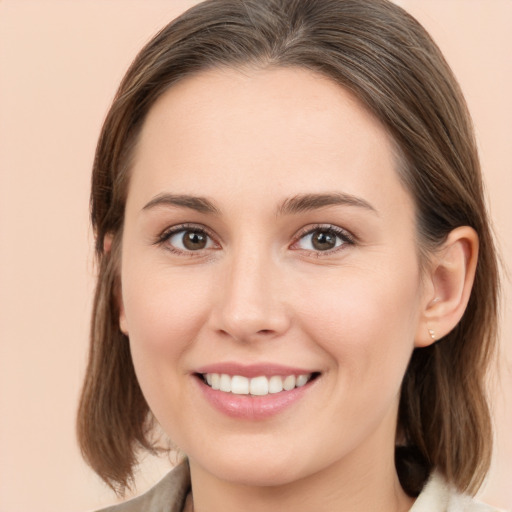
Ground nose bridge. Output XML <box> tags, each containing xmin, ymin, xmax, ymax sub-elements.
<box><xmin>214</xmin><ymin>237</ymin><xmax>289</xmax><ymax>341</ymax></box>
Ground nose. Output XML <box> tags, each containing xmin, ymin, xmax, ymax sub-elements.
<box><xmin>210</xmin><ymin>246</ymin><xmax>291</xmax><ymax>343</ymax></box>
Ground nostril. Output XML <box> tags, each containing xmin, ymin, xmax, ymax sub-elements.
<box><xmin>212</xmin><ymin>301</ymin><xmax>291</xmax><ymax>342</ymax></box>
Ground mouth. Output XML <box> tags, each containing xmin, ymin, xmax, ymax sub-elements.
<box><xmin>193</xmin><ymin>365</ymin><xmax>321</xmax><ymax>419</ymax></box>
<box><xmin>196</xmin><ymin>372</ymin><xmax>320</xmax><ymax>396</ymax></box>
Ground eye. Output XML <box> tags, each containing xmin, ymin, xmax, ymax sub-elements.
<box><xmin>158</xmin><ymin>225</ymin><xmax>217</xmax><ymax>253</ymax></box>
<box><xmin>293</xmin><ymin>225</ymin><xmax>353</xmax><ymax>253</ymax></box>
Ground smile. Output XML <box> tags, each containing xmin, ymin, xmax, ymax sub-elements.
<box><xmin>201</xmin><ymin>373</ymin><xmax>315</xmax><ymax>396</ymax></box>
<box><xmin>194</xmin><ymin>363</ymin><xmax>321</xmax><ymax>419</ymax></box>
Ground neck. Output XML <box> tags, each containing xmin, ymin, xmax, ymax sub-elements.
<box><xmin>188</xmin><ymin>443</ymin><xmax>414</xmax><ymax>512</ymax></box>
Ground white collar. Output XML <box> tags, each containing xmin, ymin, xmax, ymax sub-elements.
<box><xmin>411</xmin><ymin>472</ymin><xmax>502</xmax><ymax>512</ymax></box>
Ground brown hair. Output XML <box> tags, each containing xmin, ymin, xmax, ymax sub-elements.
<box><xmin>77</xmin><ymin>0</ymin><xmax>500</xmax><ymax>497</ymax></box>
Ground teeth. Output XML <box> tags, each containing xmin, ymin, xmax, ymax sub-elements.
<box><xmin>283</xmin><ymin>375</ymin><xmax>296</xmax><ymax>390</ymax></box>
<box><xmin>219</xmin><ymin>374</ymin><xmax>231</xmax><ymax>392</ymax></box>
<box><xmin>203</xmin><ymin>373</ymin><xmax>313</xmax><ymax>396</ymax></box>
<box><xmin>268</xmin><ymin>376</ymin><xmax>283</xmax><ymax>394</ymax></box>
<box><xmin>296</xmin><ymin>374</ymin><xmax>309</xmax><ymax>387</ymax></box>
<box><xmin>250</xmin><ymin>376</ymin><xmax>268</xmax><ymax>396</ymax></box>
<box><xmin>231</xmin><ymin>375</ymin><xmax>249</xmax><ymax>395</ymax></box>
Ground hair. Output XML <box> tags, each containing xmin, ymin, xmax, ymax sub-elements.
<box><xmin>77</xmin><ymin>0</ymin><xmax>500</xmax><ymax>498</ymax></box>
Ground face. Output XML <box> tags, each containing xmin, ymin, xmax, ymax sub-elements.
<box><xmin>119</xmin><ymin>67</ymin><xmax>428</xmax><ymax>487</ymax></box>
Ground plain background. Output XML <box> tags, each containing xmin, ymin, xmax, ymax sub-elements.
<box><xmin>0</xmin><ymin>1</ymin><xmax>510</xmax><ymax>511</ymax></box>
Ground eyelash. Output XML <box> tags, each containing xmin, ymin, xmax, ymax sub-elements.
<box><xmin>155</xmin><ymin>223</ymin><xmax>355</xmax><ymax>257</ymax></box>
<box><xmin>155</xmin><ymin>223</ymin><xmax>219</xmax><ymax>257</ymax></box>
<box><xmin>291</xmin><ymin>224</ymin><xmax>355</xmax><ymax>256</ymax></box>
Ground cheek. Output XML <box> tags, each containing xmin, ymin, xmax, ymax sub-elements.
<box><xmin>122</xmin><ymin>265</ymin><xmax>209</xmax><ymax>349</ymax></box>
<box><xmin>294</xmin><ymin>263</ymin><xmax>421</xmax><ymax>382</ymax></box>
<box><xmin>120</xmin><ymin>263</ymin><xmax>214</xmax><ymax>410</ymax></box>
<box><xmin>120</xmin><ymin>267</ymin><xmax>214</xmax><ymax>440</ymax></box>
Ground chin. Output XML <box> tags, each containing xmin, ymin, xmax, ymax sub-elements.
<box><xmin>187</xmin><ymin>440</ymin><xmax>319</xmax><ymax>488</ymax></box>
<box><xmin>213</xmin><ymin>461</ymin><xmax>302</xmax><ymax>487</ymax></box>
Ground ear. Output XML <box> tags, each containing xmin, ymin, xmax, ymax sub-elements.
<box><xmin>103</xmin><ymin>232</ymin><xmax>113</xmax><ymax>253</ymax></box>
<box><xmin>119</xmin><ymin>301</ymin><xmax>129</xmax><ymax>336</ymax></box>
<box><xmin>104</xmin><ymin>233</ymin><xmax>129</xmax><ymax>336</ymax></box>
<box><xmin>415</xmin><ymin>226</ymin><xmax>478</xmax><ymax>348</ymax></box>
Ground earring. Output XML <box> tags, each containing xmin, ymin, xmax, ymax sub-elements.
<box><xmin>428</xmin><ymin>328</ymin><xmax>436</xmax><ymax>341</ymax></box>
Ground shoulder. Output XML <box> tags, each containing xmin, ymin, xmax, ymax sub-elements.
<box><xmin>411</xmin><ymin>472</ymin><xmax>504</xmax><ymax>512</ymax></box>
<box><xmin>94</xmin><ymin>460</ymin><xmax>191</xmax><ymax>512</ymax></box>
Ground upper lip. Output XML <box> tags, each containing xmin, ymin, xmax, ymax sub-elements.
<box><xmin>195</xmin><ymin>362</ymin><xmax>318</xmax><ymax>378</ymax></box>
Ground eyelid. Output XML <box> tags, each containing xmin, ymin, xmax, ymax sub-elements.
<box><xmin>155</xmin><ymin>223</ymin><xmax>220</xmax><ymax>254</ymax></box>
<box><xmin>290</xmin><ymin>224</ymin><xmax>356</xmax><ymax>254</ymax></box>
<box><xmin>154</xmin><ymin>222</ymin><xmax>355</xmax><ymax>257</ymax></box>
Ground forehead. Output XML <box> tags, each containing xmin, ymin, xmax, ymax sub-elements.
<box><xmin>129</xmin><ymin>66</ymin><xmax>413</xmax><ymax>218</ymax></box>
<box><xmin>135</xmin><ymin>65</ymin><xmax>391</xmax><ymax>160</ymax></box>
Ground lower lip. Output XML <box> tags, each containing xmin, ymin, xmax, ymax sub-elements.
<box><xmin>195</xmin><ymin>376</ymin><xmax>316</xmax><ymax>420</ymax></box>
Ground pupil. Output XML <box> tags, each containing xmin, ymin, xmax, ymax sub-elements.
<box><xmin>183</xmin><ymin>231</ymin><xmax>207</xmax><ymax>250</ymax></box>
<box><xmin>312</xmin><ymin>230</ymin><xmax>336</xmax><ymax>250</ymax></box>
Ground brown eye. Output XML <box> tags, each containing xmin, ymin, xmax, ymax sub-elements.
<box><xmin>311</xmin><ymin>230</ymin><xmax>338</xmax><ymax>250</ymax></box>
<box><xmin>183</xmin><ymin>230</ymin><xmax>208</xmax><ymax>250</ymax></box>
<box><xmin>295</xmin><ymin>226</ymin><xmax>351</xmax><ymax>252</ymax></box>
<box><xmin>167</xmin><ymin>228</ymin><xmax>215</xmax><ymax>252</ymax></box>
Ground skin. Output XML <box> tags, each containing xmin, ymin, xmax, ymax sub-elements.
<box><xmin>117</xmin><ymin>67</ymin><xmax>478</xmax><ymax>512</ymax></box>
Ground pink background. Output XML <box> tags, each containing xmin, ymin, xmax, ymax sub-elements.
<box><xmin>0</xmin><ymin>1</ymin><xmax>510</xmax><ymax>511</ymax></box>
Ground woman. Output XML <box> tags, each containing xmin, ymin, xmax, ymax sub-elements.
<box><xmin>77</xmin><ymin>0</ymin><xmax>502</xmax><ymax>510</ymax></box>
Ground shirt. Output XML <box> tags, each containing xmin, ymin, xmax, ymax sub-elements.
<box><xmin>95</xmin><ymin>461</ymin><xmax>504</xmax><ymax>512</ymax></box>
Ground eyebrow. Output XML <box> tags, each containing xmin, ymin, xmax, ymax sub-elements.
<box><xmin>142</xmin><ymin>193</ymin><xmax>220</xmax><ymax>214</ymax></box>
<box><xmin>277</xmin><ymin>193</ymin><xmax>378</xmax><ymax>216</ymax></box>
<box><xmin>142</xmin><ymin>191</ymin><xmax>378</xmax><ymax>217</ymax></box>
